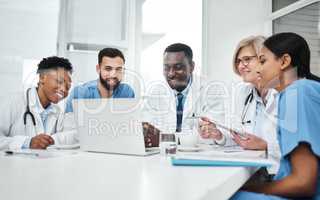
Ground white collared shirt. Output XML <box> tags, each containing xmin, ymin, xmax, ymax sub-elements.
<box><xmin>173</xmin><ymin>77</ymin><xmax>192</xmax><ymax>107</ymax></box>
<box><xmin>32</xmin><ymin>88</ymin><xmax>55</xmax><ymax>133</ymax></box>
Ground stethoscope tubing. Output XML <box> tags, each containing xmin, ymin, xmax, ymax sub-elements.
<box><xmin>241</xmin><ymin>89</ymin><xmax>254</xmax><ymax>124</ymax></box>
<box><xmin>23</xmin><ymin>88</ymin><xmax>36</xmax><ymax>126</ymax></box>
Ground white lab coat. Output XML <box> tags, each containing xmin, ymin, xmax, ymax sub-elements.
<box><xmin>227</xmin><ymin>82</ymin><xmax>281</xmax><ymax>173</ymax></box>
<box><xmin>142</xmin><ymin>76</ymin><xmax>227</xmax><ymax>144</ymax></box>
<box><xmin>0</xmin><ymin>87</ymin><xmax>78</xmax><ymax>150</ymax></box>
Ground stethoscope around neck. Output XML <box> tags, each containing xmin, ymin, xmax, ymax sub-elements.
<box><xmin>240</xmin><ymin>89</ymin><xmax>254</xmax><ymax>125</ymax></box>
<box><xmin>23</xmin><ymin>88</ymin><xmax>36</xmax><ymax>126</ymax></box>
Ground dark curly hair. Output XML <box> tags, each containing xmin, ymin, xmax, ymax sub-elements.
<box><xmin>98</xmin><ymin>48</ymin><xmax>125</xmax><ymax>64</ymax></box>
<box><xmin>164</xmin><ymin>43</ymin><xmax>193</xmax><ymax>64</ymax></box>
<box><xmin>37</xmin><ymin>56</ymin><xmax>73</xmax><ymax>74</ymax></box>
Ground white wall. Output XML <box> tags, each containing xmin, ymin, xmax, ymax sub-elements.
<box><xmin>57</xmin><ymin>0</ymin><xmax>144</xmax><ymax>96</ymax></box>
<box><xmin>140</xmin><ymin>0</ymin><xmax>202</xmax><ymax>85</ymax></box>
<box><xmin>0</xmin><ymin>0</ymin><xmax>60</xmax><ymax>95</ymax></box>
<box><xmin>0</xmin><ymin>0</ymin><xmax>272</xmax><ymax>96</ymax></box>
<box><xmin>0</xmin><ymin>0</ymin><xmax>59</xmax><ymax>58</ymax></box>
<box><xmin>202</xmin><ymin>0</ymin><xmax>271</xmax><ymax>82</ymax></box>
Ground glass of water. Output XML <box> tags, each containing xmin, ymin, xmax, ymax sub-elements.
<box><xmin>160</xmin><ymin>133</ymin><xmax>177</xmax><ymax>156</ymax></box>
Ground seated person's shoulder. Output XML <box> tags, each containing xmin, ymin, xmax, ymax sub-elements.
<box><xmin>71</xmin><ymin>80</ymin><xmax>98</xmax><ymax>98</ymax></box>
<box><xmin>120</xmin><ymin>82</ymin><xmax>133</xmax><ymax>89</ymax></box>
<box><xmin>237</xmin><ymin>82</ymin><xmax>254</xmax><ymax>93</ymax></box>
<box><xmin>299</xmin><ymin>79</ymin><xmax>320</xmax><ymax>90</ymax></box>
<box><xmin>5</xmin><ymin>92</ymin><xmax>24</xmax><ymax>104</ymax></box>
<box><xmin>288</xmin><ymin>79</ymin><xmax>320</xmax><ymax>100</ymax></box>
<box><xmin>118</xmin><ymin>83</ymin><xmax>135</xmax><ymax>97</ymax></box>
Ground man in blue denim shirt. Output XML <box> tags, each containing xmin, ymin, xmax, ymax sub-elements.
<box><xmin>65</xmin><ymin>48</ymin><xmax>135</xmax><ymax>113</ymax></box>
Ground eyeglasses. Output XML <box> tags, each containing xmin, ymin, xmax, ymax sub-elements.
<box><xmin>235</xmin><ymin>55</ymin><xmax>257</xmax><ymax>66</ymax></box>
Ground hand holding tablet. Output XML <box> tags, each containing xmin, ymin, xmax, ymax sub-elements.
<box><xmin>197</xmin><ymin>116</ymin><xmax>248</xmax><ymax>140</ymax></box>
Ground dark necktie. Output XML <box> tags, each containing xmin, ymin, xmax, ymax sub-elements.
<box><xmin>176</xmin><ymin>93</ymin><xmax>184</xmax><ymax>132</ymax></box>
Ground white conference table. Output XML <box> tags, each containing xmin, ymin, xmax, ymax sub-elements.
<box><xmin>0</xmin><ymin>150</ymin><xmax>257</xmax><ymax>200</ymax></box>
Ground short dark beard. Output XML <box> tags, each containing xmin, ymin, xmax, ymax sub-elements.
<box><xmin>99</xmin><ymin>74</ymin><xmax>120</xmax><ymax>91</ymax></box>
<box><xmin>167</xmin><ymin>77</ymin><xmax>191</xmax><ymax>92</ymax></box>
<box><xmin>169</xmin><ymin>82</ymin><xmax>187</xmax><ymax>92</ymax></box>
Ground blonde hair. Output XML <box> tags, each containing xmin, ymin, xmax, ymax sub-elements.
<box><xmin>232</xmin><ymin>35</ymin><xmax>266</xmax><ymax>75</ymax></box>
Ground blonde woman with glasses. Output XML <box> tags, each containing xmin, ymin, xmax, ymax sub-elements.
<box><xmin>199</xmin><ymin>36</ymin><xmax>280</xmax><ymax>174</ymax></box>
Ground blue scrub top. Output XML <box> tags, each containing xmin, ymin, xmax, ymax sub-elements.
<box><xmin>65</xmin><ymin>79</ymin><xmax>135</xmax><ymax>112</ymax></box>
<box><xmin>231</xmin><ymin>79</ymin><xmax>320</xmax><ymax>200</ymax></box>
<box><xmin>275</xmin><ymin>79</ymin><xmax>320</xmax><ymax>198</ymax></box>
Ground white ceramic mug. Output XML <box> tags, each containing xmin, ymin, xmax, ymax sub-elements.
<box><xmin>176</xmin><ymin>129</ymin><xmax>198</xmax><ymax>147</ymax></box>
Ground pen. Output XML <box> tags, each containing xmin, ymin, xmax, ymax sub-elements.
<box><xmin>5</xmin><ymin>150</ymin><xmax>40</xmax><ymax>157</ymax></box>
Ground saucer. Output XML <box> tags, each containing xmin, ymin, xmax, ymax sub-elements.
<box><xmin>177</xmin><ymin>146</ymin><xmax>202</xmax><ymax>152</ymax></box>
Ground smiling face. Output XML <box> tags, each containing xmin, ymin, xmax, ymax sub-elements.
<box><xmin>96</xmin><ymin>56</ymin><xmax>124</xmax><ymax>91</ymax></box>
<box><xmin>38</xmin><ymin>68</ymin><xmax>72</xmax><ymax>105</ymax></box>
<box><xmin>258</xmin><ymin>46</ymin><xmax>284</xmax><ymax>90</ymax></box>
<box><xmin>236</xmin><ymin>45</ymin><xmax>260</xmax><ymax>85</ymax></box>
<box><xmin>163</xmin><ymin>51</ymin><xmax>194</xmax><ymax>92</ymax></box>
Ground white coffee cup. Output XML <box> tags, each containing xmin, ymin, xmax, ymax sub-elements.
<box><xmin>176</xmin><ymin>129</ymin><xmax>198</xmax><ymax>147</ymax></box>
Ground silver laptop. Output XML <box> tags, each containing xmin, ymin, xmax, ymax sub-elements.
<box><xmin>73</xmin><ymin>98</ymin><xmax>160</xmax><ymax>156</ymax></box>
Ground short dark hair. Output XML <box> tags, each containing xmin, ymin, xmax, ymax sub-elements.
<box><xmin>98</xmin><ymin>48</ymin><xmax>125</xmax><ymax>64</ymax></box>
<box><xmin>37</xmin><ymin>56</ymin><xmax>73</xmax><ymax>74</ymax></box>
<box><xmin>164</xmin><ymin>43</ymin><xmax>193</xmax><ymax>64</ymax></box>
<box><xmin>264</xmin><ymin>32</ymin><xmax>320</xmax><ymax>82</ymax></box>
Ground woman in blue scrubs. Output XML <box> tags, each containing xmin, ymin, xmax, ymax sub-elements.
<box><xmin>231</xmin><ymin>32</ymin><xmax>320</xmax><ymax>199</ymax></box>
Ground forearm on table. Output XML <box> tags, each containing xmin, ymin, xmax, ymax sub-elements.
<box><xmin>244</xmin><ymin>144</ymin><xmax>318</xmax><ymax>198</ymax></box>
<box><xmin>244</xmin><ymin>175</ymin><xmax>313</xmax><ymax>198</ymax></box>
